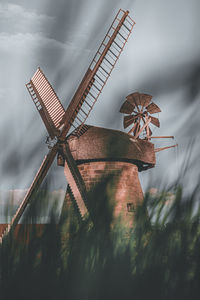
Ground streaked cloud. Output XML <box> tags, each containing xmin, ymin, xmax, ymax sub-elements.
<box><xmin>0</xmin><ymin>3</ymin><xmax>90</xmax><ymax>63</ymax></box>
<box><xmin>0</xmin><ymin>32</ymin><xmax>85</xmax><ymax>55</ymax></box>
<box><xmin>0</xmin><ymin>3</ymin><xmax>54</xmax><ymax>35</ymax></box>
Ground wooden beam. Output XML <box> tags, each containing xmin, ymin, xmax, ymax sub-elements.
<box><xmin>155</xmin><ymin>144</ymin><xmax>178</xmax><ymax>152</ymax></box>
<box><xmin>150</xmin><ymin>136</ymin><xmax>174</xmax><ymax>139</ymax></box>
<box><xmin>134</xmin><ymin>118</ymin><xmax>151</xmax><ymax>139</ymax></box>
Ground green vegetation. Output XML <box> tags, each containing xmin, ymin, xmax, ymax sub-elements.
<box><xmin>0</xmin><ymin>182</ymin><xmax>200</xmax><ymax>300</ymax></box>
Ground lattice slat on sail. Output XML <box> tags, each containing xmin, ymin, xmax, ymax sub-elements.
<box><xmin>26</xmin><ymin>68</ymin><xmax>65</xmax><ymax>139</ymax></box>
<box><xmin>60</xmin><ymin>9</ymin><xmax>135</xmax><ymax>138</ymax></box>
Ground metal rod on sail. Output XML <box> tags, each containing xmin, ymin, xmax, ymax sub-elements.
<box><xmin>155</xmin><ymin>144</ymin><xmax>178</xmax><ymax>152</ymax></box>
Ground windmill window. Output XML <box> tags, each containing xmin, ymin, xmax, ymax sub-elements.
<box><xmin>127</xmin><ymin>203</ymin><xmax>135</xmax><ymax>212</ymax></box>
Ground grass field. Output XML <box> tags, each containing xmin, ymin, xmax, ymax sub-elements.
<box><xmin>0</xmin><ymin>179</ymin><xmax>200</xmax><ymax>300</ymax></box>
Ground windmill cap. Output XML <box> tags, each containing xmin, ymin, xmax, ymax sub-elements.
<box><xmin>66</xmin><ymin>125</ymin><xmax>156</xmax><ymax>171</ymax></box>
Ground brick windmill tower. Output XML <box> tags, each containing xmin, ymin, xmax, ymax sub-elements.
<box><xmin>60</xmin><ymin>123</ymin><xmax>154</xmax><ymax>226</ymax></box>
<box><xmin>0</xmin><ymin>9</ymin><xmax>136</xmax><ymax>242</ymax></box>
<box><xmin>60</xmin><ymin>92</ymin><xmax>177</xmax><ymax>226</ymax></box>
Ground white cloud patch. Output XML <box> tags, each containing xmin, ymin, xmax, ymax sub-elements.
<box><xmin>0</xmin><ymin>31</ymin><xmax>90</xmax><ymax>60</ymax></box>
<box><xmin>0</xmin><ymin>3</ymin><xmax>90</xmax><ymax>60</ymax></box>
<box><xmin>0</xmin><ymin>3</ymin><xmax>54</xmax><ymax>35</ymax></box>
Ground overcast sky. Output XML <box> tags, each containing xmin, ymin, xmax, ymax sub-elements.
<box><xmin>0</xmin><ymin>0</ymin><xmax>200</xmax><ymax>194</ymax></box>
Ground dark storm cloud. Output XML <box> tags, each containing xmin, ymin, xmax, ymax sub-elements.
<box><xmin>134</xmin><ymin>59</ymin><xmax>200</xmax><ymax>103</ymax></box>
<box><xmin>35</xmin><ymin>0</ymin><xmax>132</xmax><ymax>43</ymax></box>
<box><xmin>39</xmin><ymin>0</ymin><xmax>85</xmax><ymax>43</ymax></box>
<box><xmin>188</xmin><ymin>65</ymin><xmax>200</xmax><ymax>101</ymax></box>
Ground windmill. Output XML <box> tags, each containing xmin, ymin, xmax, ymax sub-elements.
<box><xmin>120</xmin><ymin>92</ymin><xmax>178</xmax><ymax>151</ymax></box>
<box><xmin>0</xmin><ymin>9</ymin><xmax>135</xmax><ymax>242</ymax></box>
<box><xmin>120</xmin><ymin>92</ymin><xmax>161</xmax><ymax>139</ymax></box>
<box><xmin>58</xmin><ymin>92</ymin><xmax>177</xmax><ymax>228</ymax></box>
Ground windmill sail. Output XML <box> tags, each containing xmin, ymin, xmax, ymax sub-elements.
<box><xmin>60</xmin><ymin>9</ymin><xmax>135</xmax><ymax>138</ymax></box>
<box><xmin>0</xmin><ymin>146</ymin><xmax>57</xmax><ymax>243</ymax></box>
<box><xmin>62</xmin><ymin>144</ymin><xmax>88</xmax><ymax>218</ymax></box>
<box><xmin>26</xmin><ymin>68</ymin><xmax>65</xmax><ymax>139</ymax></box>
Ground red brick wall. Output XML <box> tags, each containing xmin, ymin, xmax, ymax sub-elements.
<box><xmin>65</xmin><ymin>161</ymin><xmax>143</xmax><ymax>226</ymax></box>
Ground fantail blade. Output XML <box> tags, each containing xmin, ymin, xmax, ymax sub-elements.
<box><xmin>150</xmin><ymin>116</ymin><xmax>160</xmax><ymax>127</ymax></box>
<box><xmin>126</xmin><ymin>92</ymin><xmax>152</xmax><ymax>109</ymax></box>
<box><xmin>124</xmin><ymin>114</ymin><xmax>137</xmax><ymax>128</ymax></box>
<box><xmin>146</xmin><ymin>102</ymin><xmax>161</xmax><ymax>114</ymax></box>
<box><xmin>120</xmin><ymin>100</ymin><xmax>135</xmax><ymax>114</ymax></box>
<box><xmin>140</xmin><ymin>93</ymin><xmax>152</xmax><ymax>108</ymax></box>
<box><xmin>126</xmin><ymin>92</ymin><xmax>140</xmax><ymax>105</ymax></box>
